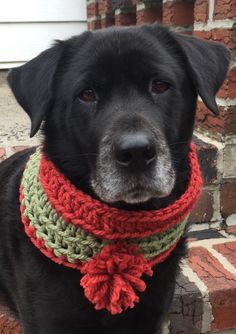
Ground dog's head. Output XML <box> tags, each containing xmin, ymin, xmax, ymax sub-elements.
<box><xmin>8</xmin><ymin>25</ymin><xmax>230</xmax><ymax>207</ymax></box>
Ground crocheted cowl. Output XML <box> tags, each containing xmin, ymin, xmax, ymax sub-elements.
<box><xmin>20</xmin><ymin>143</ymin><xmax>202</xmax><ymax>315</ymax></box>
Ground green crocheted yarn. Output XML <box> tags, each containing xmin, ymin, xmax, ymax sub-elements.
<box><xmin>21</xmin><ymin>149</ymin><xmax>188</xmax><ymax>265</ymax></box>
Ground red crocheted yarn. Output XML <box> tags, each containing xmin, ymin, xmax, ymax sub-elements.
<box><xmin>20</xmin><ymin>143</ymin><xmax>203</xmax><ymax>315</ymax></box>
<box><xmin>19</xmin><ymin>190</ymin><xmax>83</xmax><ymax>270</ymax></box>
<box><xmin>39</xmin><ymin>143</ymin><xmax>202</xmax><ymax>240</ymax></box>
<box><xmin>80</xmin><ymin>244</ymin><xmax>153</xmax><ymax>314</ymax></box>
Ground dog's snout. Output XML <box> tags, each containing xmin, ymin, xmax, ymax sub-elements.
<box><xmin>114</xmin><ymin>133</ymin><xmax>156</xmax><ymax>171</ymax></box>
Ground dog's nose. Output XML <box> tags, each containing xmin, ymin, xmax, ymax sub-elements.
<box><xmin>114</xmin><ymin>133</ymin><xmax>156</xmax><ymax>171</ymax></box>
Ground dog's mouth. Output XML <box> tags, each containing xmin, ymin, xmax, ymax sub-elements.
<box><xmin>91</xmin><ymin>170</ymin><xmax>175</xmax><ymax>204</ymax></box>
<box><xmin>111</xmin><ymin>185</ymin><xmax>171</xmax><ymax>204</ymax></box>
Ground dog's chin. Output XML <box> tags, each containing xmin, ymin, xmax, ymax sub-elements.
<box><xmin>119</xmin><ymin>188</ymin><xmax>171</xmax><ymax>204</ymax></box>
<box><xmin>119</xmin><ymin>192</ymin><xmax>159</xmax><ymax>204</ymax></box>
<box><xmin>95</xmin><ymin>188</ymin><xmax>173</xmax><ymax>205</ymax></box>
<box><xmin>90</xmin><ymin>168</ymin><xmax>176</xmax><ymax>206</ymax></box>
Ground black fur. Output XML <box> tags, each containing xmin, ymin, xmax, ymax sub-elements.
<box><xmin>1</xmin><ymin>24</ymin><xmax>230</xmax><ymax>334</ymax></box>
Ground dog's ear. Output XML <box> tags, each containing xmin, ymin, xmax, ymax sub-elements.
<box><xmin>143</xmin><ymin>25</ymin><xmax>231</xmax><ymax>115</ymax></box>
<box><xmin>171</xmin><ymin>33</ymin><xmax>231</xmax><ymax>115</ymax></box>
<box><xmin>7</xmin><ymin>42</ymin><xmax>64</xmax><ymax>137</ymax></box>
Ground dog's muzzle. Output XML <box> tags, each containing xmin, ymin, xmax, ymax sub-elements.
<box><xmin>91</xmin><ymin>129</ymin><xmax>176</xmax><ymax>204</ymax></box>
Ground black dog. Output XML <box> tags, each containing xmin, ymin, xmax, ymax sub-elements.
<box><xmin>0</xmin><ymin>24</ymin><xmax>230</xmax><ymax>334</ymax></box>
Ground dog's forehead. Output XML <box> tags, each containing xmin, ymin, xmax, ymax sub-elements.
<box><xmin>87</xmin><ymin>28</ymin><xmax>171</xmax><ymax>64</ymax></box>
<box><xmin>69</xmin><ymin>27</ymin><xmax>180</xmax><ymax>81</ymax></box>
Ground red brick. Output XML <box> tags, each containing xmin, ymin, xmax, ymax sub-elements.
<box><xmin>163</xmin><ymin>1</ymin><xmax>194</xmax><ymax>26</ymax></box>
<box><xmin>216</xmin><ymin>77</ymin><xmax>228</xmax><ymax>99</ymax></box>
<box><xmin>87</xmin><ymin>2</ymin><xmax>99</xmax><ymax>18</ymax></box>
<box><xmin>196</xmin><ymin>101</ymin><xmax>226</xmax><ymax>134</ymax></box>
<box><xmin>221</xmin><ymin>182</ymin><xmax>236</xmax><ymax>218</ymax></box>
<box><xmin>211</xmin><ymin>291</ymin><xmax>236</xmax><ymax>331</ymax></box>
<box><xmin>189</xmin><ymin>190</ymin><xmax>214</xmax><ymax>223</ymax></box>
<box><xmin>217</xmin><ymin>67</ymin><xmax>236</xmax><ymax>100</ymax></box>
<box><xmin>193</xmin><ymin>30</ymin><xmax>212</xmax><ymax>40</ymax></box>
<box><xmin>88</xmin><ymin>18</ymin><xmax>101</xmax><ymax>31</ymax></box>
<box><xmin>0</xmin><ymin>306</ymin><xmax>21</xmax><ymax>334</ymax></box>
<box><xmin>195</xmin><ymin>137</ymin><xmax>218</xmax><ymax>184</ymax></box>
<box><xmin>101</xmin><ymin>13</ymin><xmax>114</xmax><ymax>28</ymax></box>
<box><xmin>194</xmin><ymin>0</ymin><xmax>208</xmax><ymax>23</ymax></box>
<box><xmin>225</xmin><ymin>106</ymin><xmax>236</xmax><ymax>135</ymax></box>
<box><xmin>214</xmin><ymin>0</ymin><xmax>236</xmax><ymax>20</ymax></box>
<box><xmin>98</xmin><ymin>0</ymin><xmax>112</xmax><ymax>15</ymax></box>
<box><xmin>115</xmin><ymin>12</ymin><xmax>136</xmax><ymax>26</ymax></box>
<box><xmin>228</xmin><ymin>67</ymin><xmax>236</xmax><ymax>99</ymax></box>
<box><xmin>226</xmin><ymin>225</ymin><xmax>236</xmax><ymax>236</ymax></box>
<box><xmin>188</xmin><ymin>247</ymin><xmax>236</xmax><ymax>288</ymax></box>
<box><xmin>136</xmin><ymin>8</ymin><xmax>162</xmax><ymax>25</ymax></box>
<box><xmin>196</xmin><ymin>103</ymin><xmax>236</xmax><ymax>136</ymax></box>
<box><xmin>0</xmin><ymin>148</ymin><xmax>6</xmax><ymax>162</ymax></box>
<box><xmin>213</xmin><ymin>241</ymin><xmax>236</xmax><ymax>269</ymax></box>
<box><xmin>188</xmin><ymin>246</ymin><xmax>236</xmax><ymax>331</ymax></box>
<box><xmin>193</xmin><ymin>28</ymin><xmax>236</xmax><ymax>57</ymax></box>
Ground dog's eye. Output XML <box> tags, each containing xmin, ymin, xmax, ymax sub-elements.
<box><xmin>78</xmin><ymin>88</ymin><xmax>97</xmax><ymax>102</ymax></box>
<box><xmin>151</xmin><ymin>80</ymin><xmax>170</xmax><ymax>94</ymax></box>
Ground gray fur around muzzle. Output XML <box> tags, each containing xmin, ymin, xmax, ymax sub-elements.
<box><xmin>90</xmin><ymin>126</ymin><xmax>175</xmax><ymax>204</ymax></box>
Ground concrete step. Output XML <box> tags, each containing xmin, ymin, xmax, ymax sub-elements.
<box><xmin>0</xmin><ymin>70</ymin><xmax>39</xmax><ymax>147</ymax></box>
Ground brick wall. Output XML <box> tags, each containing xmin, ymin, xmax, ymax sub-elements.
<box><xmin>86</xmin><ymin>0</ymin><xmax>236</xmax><ymax>230</ymax></box>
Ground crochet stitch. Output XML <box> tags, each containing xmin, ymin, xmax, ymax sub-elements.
<box><xmin>20</xmin><ymin>143</ymin><xmax>202</xmax><ymax>314</ymax></box>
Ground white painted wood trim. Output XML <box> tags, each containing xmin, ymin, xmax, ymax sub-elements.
<box><xmin>0</xmin><ymin>22</ymin><xmax>87</xmax><ymax>68</ymax></box>
<box><xmin>0</xmin><ymin>0</ymin><xmax>87</xmax><ymax>22</ymax></box>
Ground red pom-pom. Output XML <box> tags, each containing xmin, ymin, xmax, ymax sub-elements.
<box><xmin>80</xmin><ymin>243</ymin><xmax>153</xmax><ymax>315</ymax></box>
